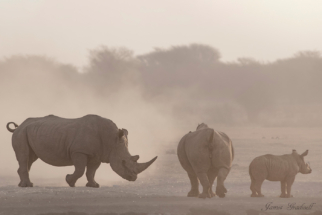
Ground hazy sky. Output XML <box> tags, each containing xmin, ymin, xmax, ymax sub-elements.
<box><xmin>1</xmin><ymin>0</ymin><xmax>321</xmax><ymax>68</ymax></box>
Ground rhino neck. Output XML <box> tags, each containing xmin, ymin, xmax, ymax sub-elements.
<box><xmin>291</xmin><ymin>154</ymin><xmax>304</xmax><ymax>172</ymax></box>
<box><xmin>99</xmin><ymin>142</ymin><xmax>117</xmax><ymax>163</ymax></box>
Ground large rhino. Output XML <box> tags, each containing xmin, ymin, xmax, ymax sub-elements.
<box><xmin>177</xmin><ymin>123</ymin><xmax>234</xmax><ymax>198</ymax></box>
<box><xmin>249</xmin><ymin>149</ymin><xmax>312</xmax><ymax>198</ymax></box>
<box><xmin>6</xmin><ymin>115</ymin><xmax>157</xmax><ymax>187</ymax></box>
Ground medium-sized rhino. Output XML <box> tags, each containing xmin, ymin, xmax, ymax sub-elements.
<box><xmin>177</xmin><ymin>123</ymin><xmax>234</xmax><ymax>198</ymax></box>
<box><xmin>7</xmin><ymin>115</ymin><xmax>157</xmax><ymax>187</ymax></box>
<box><xmin>249</xmin><ymin>149</ymin><xmax>312</xmax><ymax>198</ymax></box>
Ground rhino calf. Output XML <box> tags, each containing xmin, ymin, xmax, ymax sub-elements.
<box><xmin>177</xmin><ymin>123</ymin><xmax>234</xmax><ymax>198</ymax></box>
<box><xmin>249</xmin><ymin>149</ymin><xmax>312</xmax><ymax>198</ymax></box>
<box><xmin>6</xmin><ymin>115</ymin><xmax>157</xmax><ymax>187</ymax></box>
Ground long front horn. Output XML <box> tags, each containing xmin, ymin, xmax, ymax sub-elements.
<box><xmin>135</xmin><ymin>156</ymin><xmax>158</xmax><ymax>174</ymax></box>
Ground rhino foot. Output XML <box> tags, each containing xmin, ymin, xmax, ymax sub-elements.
<box><xmin>210</xmin><ymin>191</ymin><xmax>216</xmax><ymax>198</ymax></box>
<box><xmin>18</xmin><ymin>181</ymin><xmax>33</xmax><ymax>187</ymax></box>
<box><xmin>280</xmin><ymin>194</ymin><xmax>293</xmax><ymax>198</ymax></box>
<box><xmin>198</xmin><ymin>190</ymin><xmax>213</xmax><ymax>199</ymax></box>
<box><xmin>251</xmin><ymin>193</ymin><xmax>264</xmax><ymax>197</ymax></box>
<box><xmin>66</xmin><ymin>174</ymin><xmax>75</xmax><ymax>187</ymax></box>
<box><xmin>86</xmin><ymin>181</ymin><xmax>100</xmax><ymax>188</ymax></box>
<box><xmin>217</xmin><ymin>193</ymin><xmax>225</xmax><ymax>198</ymax></box>
<box><xmin>216</xmin><ymin>186</ymin><xmax>227</xmax><ymax>198</ymax></box>
<box><xmin>198</xmin><ymin>192</ymin><xmax>209</xmax><ymax>199</ymax></box>
<box><xmin>187</xmin><ymin>190</ymin><xmax>199</xmax><ymax>197</ymax></box>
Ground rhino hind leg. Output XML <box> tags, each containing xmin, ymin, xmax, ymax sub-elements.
<box><xmin>216</xmin><ymin>168</ymin><xmax>229</xmax><ymax>198</ymax></box>
<box><xmin>196</xmin><ymin>173</ymin><xmax>211</xmax><ymax>199</ymax></box>
<box><xmin>252</xmin><ymin>178</ymin><xmax>265</xmax><ymax>197</ymax></box>
<box><xmin>250</xmin><ymin>179</ymin><xmax>257</xmax><ymax>197</ymax></box>
<box><xmin>207</xmin><ymin>169</ymin><xmax>218</xmax><ymax>198</ymax></box>
<box><xmin>86</xmin><ymin>159</ymin><xmax>101</xmax><ymax>188</ymax></box>
<box><xmin>187</xmin><ymin>172</ymin><xmax>200</xmax><ymax>197</ymax></box>
<box><xmin>14</xmin><ymin>141</ymin><xmax>34</xmax><ymax>187</ymax></box>
<box><xmin>28</xmin><ymin>149</ymin><xmax>38</xmax><ymax>172</ymax></box>
<box><xmin>66</xmin><ymin>153</ymin><xmax>87</xmax><ymax>187</ymax></box>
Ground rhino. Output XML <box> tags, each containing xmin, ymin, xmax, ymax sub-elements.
<box><xmin>6</xmin><ymin>115</ymin><xmax>157</xmax><ymax>187</ymax></box>
<box><xmin>249</xmin><ymin>149</ymin><xmax>312</xmax><ymax>198</ymax></box>
<box><xmin>177</xmin><ymin>123</ymin><xmax>234</xmax><ymax>198</ymax></box>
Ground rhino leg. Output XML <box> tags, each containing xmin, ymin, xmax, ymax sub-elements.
<box><xmin>66</xmin><ymin>153</ymin><xmax>87</xmax><ymax>187</ymax></box>
<box><xmin>285</xmin><ymin>176</ymin><xmax>295</xmax><ymax>198</ymax></box>
<box><xmin>86</xmin><ymin>159</ymin><xmax>101</xmax><ymax>188</ymax></box>
<box><xmin>196</xmin><ymin>173</ymin><xmax>211</xmax><ymax>199</ymax></box>
<box><xmin>279</xmin><ymin>180</ymin><xmax>287</xmax><ymax>197</ymax></box>
<box><xmin>252</xmin><ymin>178</ymin><xmax>265</xmax><ymax>197</ymax></box>
<box><xmin>187</xmin><ymin>172</ymin><xmax>200</xmax><ymax>197</ymax></box>
<box><xmin>216</xmin><ymin>168</ymin><xmax>229</xmax><ymax>198</ymax></box>
<box><xmin>208</xmin><ymin>169</ymin><xmax>218</xmax><ymax>197</ymax></box>
<box><xmin>250</xmin><ymin>179</ymin><xmax>257</xmax><ymax>197</ymax></box>
<box><xmin>14</xmin><ymin>141</ymin><xmax>34</xmax><ymax>187</ymax></box>
<box><xmin>28</xmin><ymin>150</ymin><xmax>38</xmax><ymax>172</ymax></box>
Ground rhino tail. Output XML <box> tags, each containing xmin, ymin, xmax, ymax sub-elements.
<box><xmin>7</xmin><ymin>122</ymin><xmax>19</xmax><ymax>133</ymax></box>
<box><xmin>208</xmin><ymin>129</ymin><xmax>215</xmax><ymax>151</ymax></box>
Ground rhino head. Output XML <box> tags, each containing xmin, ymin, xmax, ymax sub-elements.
<box><xmin>110</xmin><ymin>129</ymin><xmax>157</xmax><ymax>181</ymax></box>
<box><xmin>292</xmin><ymin>149</ymin><xmax>312</xmax><ymax>174</ymax></box>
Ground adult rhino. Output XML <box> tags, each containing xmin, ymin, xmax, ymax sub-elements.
<box><xmin>177</xmin><ymin>123</ymin><xmax>234</xmax><ymax>198</ymax></box>
<box><xmin>249</xmin><ymin>149</ymin><xmax>311</xmax><ymax>198</ymax></box>
<box><xmin>6</xmin><ymin>115</ymin><xmax>157</xmax><ymax>187</ymax></box>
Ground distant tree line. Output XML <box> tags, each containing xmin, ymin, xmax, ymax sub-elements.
<box><xmin>1</xmin><ymin>44</ymin><xmax>322</xmax><ymax>126</ymax></box>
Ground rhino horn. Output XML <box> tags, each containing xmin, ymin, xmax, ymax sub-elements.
<box><xmin>135</xmin><ymin>156</ymin><xmax>158</xmax><ymax>174</ymax></box>
<box><xmin>131</xmin><ymin>155</ymin><xmax>139</xmax><ymax>162</ymax></box>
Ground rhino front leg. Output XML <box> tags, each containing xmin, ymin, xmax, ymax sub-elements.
<box><xmin>279</xmin><ymin>180</ymin><xmax>287</xmax><ymax>198</ymax></box>
<box><xmin>196</xmin><ymin>172</ymin><xmax>211</xmax><ymax>199</ymax></box>
<box><xmin>285</xmin><ymin>176</ymin><xmax>295</xmax><ymax>198</ymax></box>
<box><xmin>187</xmin><ymin>172</ymin><xmax>200</xmax><ymax>197</ymax></box>
<box><xmin>86</xmin><ymin>159</ymin><xmax>101</xmax><ymax>188</ymax></box>
<box><xmin>216</xmin><ymin>168</ymin><xmax>229</xmax><ymax>198</ymax></box>
<box><xmin>66</xmin><ymin>153</ymin><xmax>87</xmax><ymax>187</ymax></box>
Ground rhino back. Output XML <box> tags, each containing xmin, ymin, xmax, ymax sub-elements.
<box><xmin>250</xmin><ymin>154</ymin><xmax>297</xmax><ymax>181</ymax></box>
<box><xmin>210</xmin><ymin>131</ymin><xmax>234</xmax><ymax>170</ymax></box>
<box><xmin>183</xmin><ymin>128</ymin><xmax>214</xmax><ymax>173</ymax></box>
<box><xmin>14</xmin><ymin>115</ymin><xmax>116</xmax><ymax>166</ymax></box>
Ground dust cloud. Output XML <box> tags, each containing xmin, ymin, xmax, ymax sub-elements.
<box><xmin>1</xmin><ymin>44</ymin><xmax>322</xmax><ymax>185</ymax></box>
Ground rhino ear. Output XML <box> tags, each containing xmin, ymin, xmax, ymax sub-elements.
<box><xmin>292</xmin><ymin>149</ymin><xmax>297</xmax><ymax>154</ymax></box>
<box><xmin>122</xmin><ymin>128</ymin><xmax>128</xmax><ymax>137</ymax></box>
<box><xmin>301</xmin><ymin>150</ymin><xmax>309</xmax><ymax>157</ymax></box>
<box><xmin>118</xmin><ymin>129</ymin><xmax>124</xmax><ymax>138</ymax></box>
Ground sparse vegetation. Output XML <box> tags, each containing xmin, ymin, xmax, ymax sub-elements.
<box><xmin>1</xmin><ymin>45</ymin><xmax>321</xmax><ymax>126</ymax></box>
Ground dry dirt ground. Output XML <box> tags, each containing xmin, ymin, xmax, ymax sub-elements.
<box><xmin>0</xmin><ymin>127</ymin><xmax>321</xmax><ymax>215</ymax></box>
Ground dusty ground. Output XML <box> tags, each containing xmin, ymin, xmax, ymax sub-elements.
<box><xmin>0</xmin><ymin>127</ymin><xmax>321</xmax><ymax>215</ymax></box>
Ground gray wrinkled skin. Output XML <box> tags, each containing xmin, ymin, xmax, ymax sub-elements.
<box><xmin>249</xmin><ymin>149</ymin><xmax>312</xmax><ymax>198</ymax></box>
<box><xmin>177</xmin><ymin>123</ymin><xmax>234</xmax><ymax>199</ymax></box>
<box><xmin>7</xmin><ymin>115</ymin><xmax>157</xmax><ymax>188</ymax></box>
